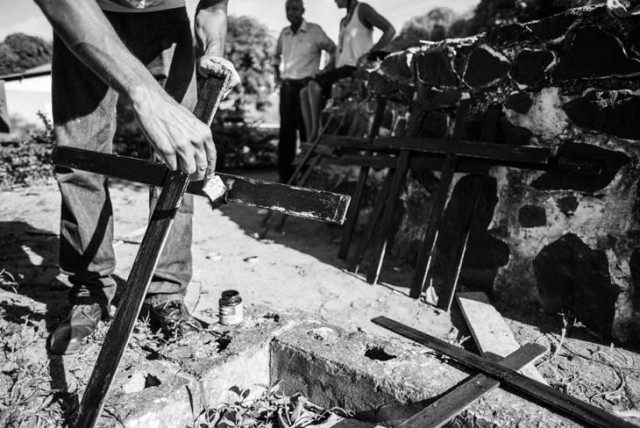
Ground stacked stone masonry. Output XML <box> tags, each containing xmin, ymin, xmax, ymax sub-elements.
<box><xmin>327</xmin><ymin>5</ymin><xmax>640</xmax><ymax>342</ymax></box>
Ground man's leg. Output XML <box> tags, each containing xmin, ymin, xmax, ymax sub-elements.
<box><xmin>307</xmin><ymin>81</ymin><xmax>324</xmax><ymax>142</ymax></box>
<box><xmin>300</xmin><ymin>86</ymin><xmax>313</xmax><ymax>143</ymax></box>
<box><xmin>50</xmin><ymin>32</ymin><xmax>120</xmax><ymax>354</ymax></box>
<box><xmin>123</xmin><ymin>8</ymin><xmax>201</xmax><ymax>336</ymax></box>
<box><xmin>278</xmin><ymin>81</ymin><xmax>305</xmax><ymax>182</ymax></box>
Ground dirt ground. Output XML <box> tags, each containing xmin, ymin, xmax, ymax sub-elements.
<box><xmin>2</xmin><ymin>168</ymin><xmax>640</xmax><ymax>427</ymax></box>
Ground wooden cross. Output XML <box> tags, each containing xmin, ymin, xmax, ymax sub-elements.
<box><xmin>53</xmin><ymin>76</ymin><xmax>350</xmax><ymax>427</ymax></box>
<box><xmin>373</xmin><ymin>316</ymin><xmax>635</xmax><ymax>428</ymax></box>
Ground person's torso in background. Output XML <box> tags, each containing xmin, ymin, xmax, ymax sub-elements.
<box><xmin>97</xmin><ymin>0</ymin><xmax>185</xmax><ymax>13</ymax></box>
<box><xmin>336</xmin><ymin>3</ymin><xmax>373</xmax><ymax>68</ymax></box>
<box><xmin>279</xmin><ymin>21</ymin><xmax>329</xmax><ymax>80</ymax></box>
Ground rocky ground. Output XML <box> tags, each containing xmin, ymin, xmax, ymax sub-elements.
<box><xmin>2</xmin><ymin>168</ymin><xmax>640</xmax><ymax>427</ymax></box>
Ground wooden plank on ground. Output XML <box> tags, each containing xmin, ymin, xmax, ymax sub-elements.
<box><xmin>371</xmin><ymin>316</ymin><xmax>633</xmax><ymax>428</ymax></box>
<box><xmin>52</xmin><ymin>146</ymin><xmax>350</xmax><ymax>225</ymax></box>
<box><xmin>457</xmin><ymin>292</ymin><xmax>547</xmax><ymax>384</ymax></box>
<box><xmin>399</xmin><ymin>342</ymin><xmax>546</xmax><ymax>428</ymax></box>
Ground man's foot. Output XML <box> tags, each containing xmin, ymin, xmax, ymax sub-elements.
<box><xmin>147</xmin><ymin>300</ymin><xmax>203</xmax><ymax>339</ymax></box>
<box><xmin>49</xmin><ymin>303</ymin><xmax>104</xmax><ymax>355</ymax></box>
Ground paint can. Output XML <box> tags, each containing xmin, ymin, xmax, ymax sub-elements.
<box><xmin>219</xmin><ymin>290</ymin><xmax>243</xmax><ymax>325</ymax></box>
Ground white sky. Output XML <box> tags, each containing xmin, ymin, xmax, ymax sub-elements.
<box><xmin>1</xmin><ymin>0</ymin><xmax>480</xmax><ymax>44</ymax></box>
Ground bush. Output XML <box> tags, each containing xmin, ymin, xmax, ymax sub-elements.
<box><xmin>0</xmin><ymin>112</ymin><xmax>55</xmax><ymax>188</ymax></box>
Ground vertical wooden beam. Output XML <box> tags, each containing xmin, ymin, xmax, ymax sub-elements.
<box><xmin>433</xmin><ymin>105</ymin><xmax>501</xmax><ymax>308</ymax></box>
<box><xmin>409</xmin><ymin>100</ymin><xmax>471</xmax><ymax>298</ymax></box>
<box><xmin>73</xmin><ymin>76</ymin><xmax>228</xmax><ymax>428</ymax></box>
<box><xmin>348</xmin><ymin>174</ymin><xmax>393</xmax><ymax>272</ymax></box>
<box><xmin>338</xmin><ymin>99</ymin><xmax>388</xmax><ymax>260</ymax></box>
<box><xmin>366</xmin><ymin>150</ymin><xmax>411</xmax><ymax>284</ymax></box>
<box><xmin>409</xmin><ymin>153</ymin><xmax>458</xmax><ymax>298</ymax></box>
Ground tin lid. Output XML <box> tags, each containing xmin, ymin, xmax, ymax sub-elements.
<box><xmin>221</xmin><ymin>290</ymin><xmax>240</xmax><ymax>299</ymax></box>
<box><xmin>220</xmin><ymin>289</ymin><xmax>242</xmax><ymax>304</ymax></box>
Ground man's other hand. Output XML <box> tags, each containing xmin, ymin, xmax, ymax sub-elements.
<box><xmin>131</xmin><ymin>87</ymin><xmax>216</xmax><ymax>182</ymax></box>
<box><xmin>197</xmin><ymin>55</ymin><xmax>241</xmax><ymax>92</ymax></box>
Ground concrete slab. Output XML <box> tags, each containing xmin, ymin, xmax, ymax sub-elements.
<box><xmin>271</xmin><ymin>321</ymin><xmax>582</xmax><ymax>428</ymax></box>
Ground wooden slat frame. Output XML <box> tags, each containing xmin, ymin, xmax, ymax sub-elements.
<box><xmin>52</xmin><ymin>147</ymin><xmax>351</xmax><ymax>225</ymax></box>
<box><xmin>398</xmin><ymin>342</ymin><xmax>546</xmax><ymax>428</ymax></box>
<box><xmin>372</xmin><ymin>316</ymin><xmax>635</xmax><ymax>428</ymax></box>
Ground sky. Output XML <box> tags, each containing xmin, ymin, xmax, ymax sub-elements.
<box><xmin>0</xmin><ymin>0</ymin><xmax>480</xmax><ymax>44</ymax></box>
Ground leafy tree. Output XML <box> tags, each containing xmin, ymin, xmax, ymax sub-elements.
<box><xmin>0</xmin><ymin>33</ymin><xmax>52</xmax><ymax>76</ymax></box>
<box><xmin>223</xmin><ymin>15</ymin><xmax>276</xmax><ymax>103</ymax></box>
<box><xmin>391</xmin><ymin>7</ymin><xmax>459</xmax><ymax>49</ymax></box>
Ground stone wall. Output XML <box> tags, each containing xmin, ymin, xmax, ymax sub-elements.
<box><xmin>328</xmin><ymin>5</ymin><xmax>640</xmax><ymax>342</ymax></box>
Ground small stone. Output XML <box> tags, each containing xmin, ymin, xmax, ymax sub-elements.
<box><xmin>505</xmin><ymin>92</ymin><xmax>534</xmax><ymax>114</ymax></box>
<box><xmin>533</xmin><ymin>233</ymin><xmax>618</xmax><ymax>339</ymax></box>
<box><xmin>308</xmin><ymin>327</ymin><xmax>338</xmax><ymax>343</ymax></box>
<box><xmin>463</xmin><ymin>46</ymin><xmax>511</xmax><ymax>88</ymax></box>
<box><xmin>557</xmin><ymin>196</ymin><xmax>579</xmax><ymax>216</ymax></box>
<box><xmin>518</xmin><ymin>205</ymin><xmax>547</xmax><ymax>228</ymax></box>
<box><xmin>511</xmin><ymin>49</ymin><xmax>554</xmax><ymax>87</ymax></box>
<box><xmin>415</xmin><ymin>46</ymin><xmax>461</xmax><ymax>87</ymax></box>
<box><xmin>380</xmin><ymin>52</ymin><xmax>414</xmax><ymax>80</ymax></box>
<box><xmin>563</xmin><ymin>90</ymin><xmax>640</xmax><ymax>140</ymax></box>
<box><xmin>552</xmin><ymin>26</ymin><xmax>640</xmax><ymax>82</ymax></box>
<box><xmin>122</xmin><ymin>372</ymin><xmax>146</xmax><ymax>394</ymax></box>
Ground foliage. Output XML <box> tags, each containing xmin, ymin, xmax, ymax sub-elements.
<box><xmin>0</xmin><ymin>112</ymin><xmax>55</xmax><ymax>188</ymax></box>
<box><xmin>0</xmin><ymin>293</ymin><xmax>64</xmax><ymax>428</ymax></box>
<box><xmin>391</xmin><ymin>7</ymin><xmax>459</xmax><ymax>49</ymax></box>
<box><xmin>223</xmin><ymin>15</ymin><xmax>277</xmax><ymax>105</ymax></box>
<box><xmin>0</xmin><ymin>33</ymin><xmax>52</xmax><ymax>76</ymax></box>
<box><xmin>188</xmin><ymin>381</ymin><xmax>353</xmax><ymax>428</ymax></box>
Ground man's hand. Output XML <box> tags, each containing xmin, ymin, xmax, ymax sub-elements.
<box><xmin>131</xmin><ymin>86</ymin><xmax>215</xmax><ymax>182</ymax></box>
<box><xmin>607</xmin><ymin>0</ymin><xmax>631</xmax><ymax>18</ymax></box>
<box><xmin>198</xmin><ymin>55</ymin><xmax>241</xmax><ymax>90</ymax></box>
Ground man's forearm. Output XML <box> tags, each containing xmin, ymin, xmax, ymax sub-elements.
<box><xmin>195</xmin><ymin>0</ymin><xmax>229</xmax><ymax>57</ymax></box>
<box><xmin>35</xmin><ymin>0</ymin><xmax>165</xmax><ymax>105</ymax></box>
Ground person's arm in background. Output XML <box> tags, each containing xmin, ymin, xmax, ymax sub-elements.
<box><xmin>195</xmin><ymin>0</ymin><xmax>241</xmax><ymax>85</ymax></box>
<box><xmin>317</xmin><ymin>26</ymin><xmax>337</xmax><ymax>73</ymax></box>
<box><xmin>359</xmin><ymin>3</ymin><xmax>396</xmax><ymax>60</ymax></box>
<box><xmin>272</xmin><ymin>31</ymin><xmax>284</xmax><ymax>86</ymax></box>
<box><xmin>34</xmin><ymin>0</ymin><xmax>233</xmax><ymax>181</ymax></box>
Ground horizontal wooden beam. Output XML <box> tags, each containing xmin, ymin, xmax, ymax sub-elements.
<box><xmin>52</xmin><ymin>146</ymin><xmax>351</xmax><ymax>224</ymax></box>
<box><xmin>318</xmin><ymin>135</ymin><xmax>550</xmax><ymax>165</ymax></box>
<box><xmin>374</xmin><ymin>137</ymin><xmax>549</xmax><ymax>164</ymax></box>
<box><xmin>372</xmin><ymin>316</ymin><xmax>635</xmax><ymax>428</ymax></box>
